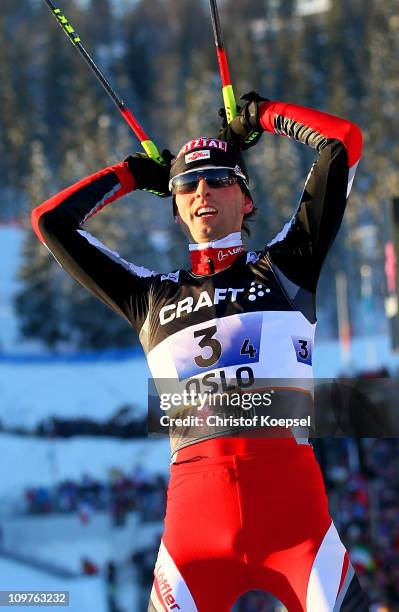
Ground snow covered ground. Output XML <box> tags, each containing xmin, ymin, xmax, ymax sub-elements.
<box><xmin>0</xmin><ymin>356</ymin><xmax>151</xmax><ymax>428</ymax></box>
<box><xmin>0</xmin><ymin>558</ymin><xmax>107</xmax><ymax>612</ymax></box>
<box><xmin>0</xmin><ymin>432</ymin><xmax>161</xmax><ymax>612</ymax></box>
<box><xmin>1</xmin><ymin>511</ymin><xmax>159</xmax><ymax>573</ymax></box>
<box><xmin>0</xmin><ymin>431</ymin><xmax>162</xmax><ymax>612</ymax></box>
<box><xmin>0</xmin><ymin>434</ymin><xmax>170</xmax><ymax>501</ymax></box>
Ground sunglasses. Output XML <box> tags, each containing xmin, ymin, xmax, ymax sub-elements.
<box><xmin>169</xmin><ymin>167</ymin><xmax>246</xmax><ymax>195</ymax></box>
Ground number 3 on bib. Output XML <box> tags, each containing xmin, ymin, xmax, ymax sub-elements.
<box><xmin>194</xmin><ymin>325</ymin><xmax>222</xmax><ymax>367</ymax></box>
<box><xmin>291</xmin><ymin>336</ymin><xmax>313</xmax><ymax>366</ymax></box>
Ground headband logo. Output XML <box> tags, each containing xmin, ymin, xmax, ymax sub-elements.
<box><xmin>178</xmin><ymin>138</ymin><xmax>228</xmax><ymax>158</ymax></box>
<box><xmin>185</xmin><ymin>150</ymin><xmax>211</xmax><ymax>164</ymax></box>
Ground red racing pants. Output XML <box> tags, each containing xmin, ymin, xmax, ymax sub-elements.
<box><xmin>149</xmin><ymin>438</ymin><xmax>369</xmax><ymax>612</ymax></box>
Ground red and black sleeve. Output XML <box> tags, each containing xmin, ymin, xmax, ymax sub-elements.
<box><xmin>31</xmin><ymin>162</ymin><xmax>155</xmax><ymax>333</ymax></box>
<box><xmin>259</xmin><ymin>101</ymin><xmax>363</xmax><ymax>294</ymax></box>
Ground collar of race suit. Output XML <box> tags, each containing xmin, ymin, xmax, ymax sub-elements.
<box><xmin>189</xmin><ymin>232</ymin><xmax>245</xmax><ymax>275</ymax></box>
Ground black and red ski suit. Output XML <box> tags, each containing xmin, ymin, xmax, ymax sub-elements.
<box><xmin>32</xmin><ymin>101</ymin><xmax>368</xmax><ymax>611</ymax></box>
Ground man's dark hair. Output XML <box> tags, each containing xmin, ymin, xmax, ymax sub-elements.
<box><xmin>242</xmin><ymin>207</ymin><xmax>257</xmax><ymax>237</ymax></box>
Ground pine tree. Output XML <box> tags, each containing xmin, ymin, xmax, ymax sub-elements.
<box><xmin>0</xmin><ymin>5</ymin><xmax>36</xmax><ymax>219</ymax></box>
<box><xmin>15</xmin><ymin>141</ymin><xmax>68</xmax><ymax>349</ymax></box>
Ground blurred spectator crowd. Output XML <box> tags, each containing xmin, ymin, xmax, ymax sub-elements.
<box><xmin>318</xmin><ymin>438</ymin><xmax>399</xmax><ymax>610</ymax></box>
<box><xmin>24</xmin><ymin>465</ymin><xmax>167</xmax><ymax>526</ymax></box>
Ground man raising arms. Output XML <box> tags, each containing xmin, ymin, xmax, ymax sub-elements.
<box><xmin>32</xmin><ymin>96</ymin><xmax>368</xmax><ymax>611</ymax></box>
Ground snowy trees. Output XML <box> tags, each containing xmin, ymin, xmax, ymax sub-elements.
<box><xmin>4</xmin><ymin>0</ymin><xmax>398</xmax><ymax>348</ymax></box>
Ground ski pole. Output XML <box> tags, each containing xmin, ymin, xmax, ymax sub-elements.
<box><xmin>208</xmin><ymin>0</ymin><xmax>237</xmax><ymax>122</ymax></box>
<box><xmin>42</xmin><ymin>0</ymin><xmax>164</xmax><ymax>164</ymax></box>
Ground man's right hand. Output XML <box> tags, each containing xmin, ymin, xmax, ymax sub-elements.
<box><xmin>126</xmin><ymin>150</ymin><xmax>174</xmax><ymax>198</ymax></box>
<box><xmin>218</xmin><ymin>92</ymin><xmax>269</xmax><ymax>150</ymax></box>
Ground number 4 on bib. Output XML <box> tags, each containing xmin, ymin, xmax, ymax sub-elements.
<box><xmin>240</xmin><ymin>338</ymin><xmax>257</xmax><ymax>359</ymax></box>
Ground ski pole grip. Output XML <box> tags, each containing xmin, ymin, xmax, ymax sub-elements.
<box><xmin>141</xmin><ymin>141</ymin><xmax>166</xmax><ymax>166</ymax></box>
<box><xmin>222</xmin><ymin>85</ymin><xmax>237</xmax><ymax>123</ymax></box>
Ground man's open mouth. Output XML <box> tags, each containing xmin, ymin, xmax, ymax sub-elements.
<box><xmin>195</xmin><ymin>207</ymin><xmax>218</xmax><ymax>218</ymax></box>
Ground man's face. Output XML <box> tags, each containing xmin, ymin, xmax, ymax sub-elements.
<box><xmin>174</xmin><ymin>178</ymin><xmax>253</xmax><ymax>243</ymax></box>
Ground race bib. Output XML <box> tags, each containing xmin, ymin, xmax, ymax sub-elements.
<box><xmin>169</xmin><ymin>312</ymin><xmax>262</xmax><ymax>381</ymax></box>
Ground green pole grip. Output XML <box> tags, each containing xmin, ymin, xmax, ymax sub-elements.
<box><xmin>222</xmin><ymin>85</ymin><xmax>237</xmax><ymax>122</ymax></box>
<box><xmin>141</xmin><ymin>140</ymin><xmax>166</xmax><ymax>166</ymax></box>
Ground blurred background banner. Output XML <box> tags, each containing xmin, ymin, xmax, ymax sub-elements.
<box><xmin>1</xmin><ymin>0</ymin><xmax>399</xmax><ymax>610</ymax></box>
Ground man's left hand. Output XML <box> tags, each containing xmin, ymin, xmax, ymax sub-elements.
<box><xmin>218</xmin><ymin>91</ymin><xmax>269</xmax><ymax>150</ymax></box>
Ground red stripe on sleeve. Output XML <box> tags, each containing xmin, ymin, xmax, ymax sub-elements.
<box><xmin>31</xmin><ymin>161</ymin><xmax>135</xmax><ymax>244</ymax></box>
<box><xmin>259</xmin><ymin>101</ymin><xmax>362</xmax><ymax>167</ymax></box>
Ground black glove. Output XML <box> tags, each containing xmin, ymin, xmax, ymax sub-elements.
<box><xmin>125</xmin><ymin>149</ymin><xmax>174</xmax><ymax>198</ymax></box>
<box><xmin>218</xmin><ymin>91</ymin><xmax>269</xmax><ymax>150</ymax></box>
